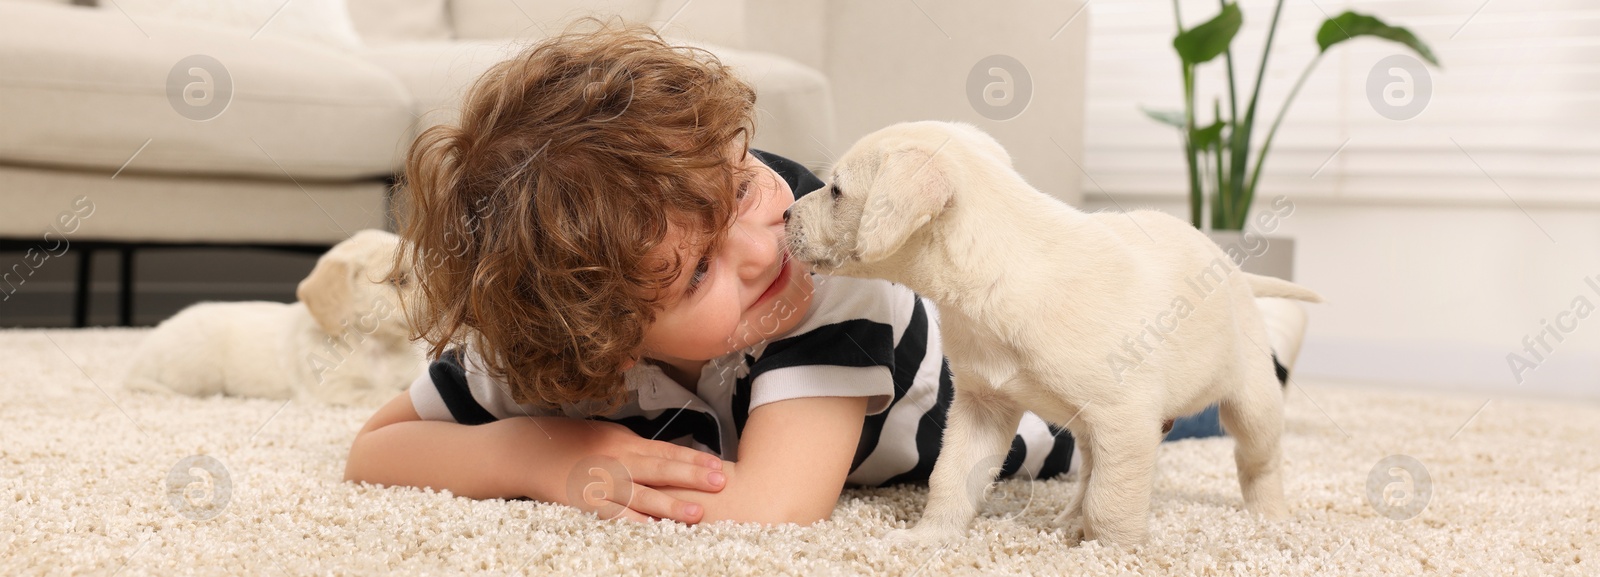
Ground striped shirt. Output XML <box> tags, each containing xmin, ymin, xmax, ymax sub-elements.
<box><xmin>407</xmin><ymin>150</ymin><xmax>1078</xmax><ymax>488</ymax></box>
<box><xmin>408</xmin><ymin>272</ymin><xmax>1078</xmax><ymax>487</ymax></box>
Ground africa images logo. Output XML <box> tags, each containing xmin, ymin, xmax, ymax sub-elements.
<box><xmin>1506</xmin><ymin>275</ymin><xmax>1600</xmax><ymax>384</ymax></box>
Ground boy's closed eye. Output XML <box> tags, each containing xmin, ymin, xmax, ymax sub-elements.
<box><xmin>684</xmin><ymin>175</ymin><xmax>755</xmax><ymax>297</ymax></box>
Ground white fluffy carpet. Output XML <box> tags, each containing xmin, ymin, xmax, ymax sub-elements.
<box><xmin>3</xmin><ymin>328</ymin><xmax>1597</xmax><ymax>576</ymax></box>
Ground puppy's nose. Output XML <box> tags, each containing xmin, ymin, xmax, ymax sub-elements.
<box><xmin>782</xmin><ymin>208</ymin><xmax>791</xmax><ymax>222</ymax></box>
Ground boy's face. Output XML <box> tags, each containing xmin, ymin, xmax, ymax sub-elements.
<box><xmin>638</xmin><ymin>150</ymin><xmax>815</xmax><ymax>370</ymax></box>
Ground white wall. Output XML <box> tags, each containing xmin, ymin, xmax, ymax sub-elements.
<box><xmin>748</xmin><ymin>0</ymin><xmax>1600</xmax><ymax>399</ymax></box>
<box><xmin>1081</xmin><ymin>196</ymin><xmax>1600</xmax><ymax>401</ymax></box>
<box><xmin>750</xmin><ymin>0</ymin><xmax>1090</xmax><ymax>205</ymax></box>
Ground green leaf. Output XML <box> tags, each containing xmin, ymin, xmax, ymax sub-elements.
<box><xmin>1141</xmin><ymin>106</ymin><xmax>1187</xmax><ymax>128</ymax></box>
<box><xmin>1173</xmin><ymin>3</ymin><xmax>1242</xmax><ymax>65</ymax></box>
<box><xmin>1316</xmin><ymin>11</ymin><xmax>1440</xmax><ymax>67</ymax></box>
<box><xmin>1191</xmin><ymin>120</ymin><xmax>1226</xmax><ymax>151</ymax></box>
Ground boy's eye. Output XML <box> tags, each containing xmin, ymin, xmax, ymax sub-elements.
<box><xmin>685</xmin><ymin>175</ymin><xmax>752</xmax><ymax>298</ymax></box>
<box><xmin>686</xmin><ymin>255</ymin><xmax>711</xmax><ymax>296</ymax></box>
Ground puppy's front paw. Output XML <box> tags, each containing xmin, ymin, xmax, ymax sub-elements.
<box><xmin>883</xmin><ymin>525</ymin><xmax>962</xmax><ymax>547</ymax></box>
<box><xmin>1046</xmin><ymin>511</ymin><xmax>1086</xmax><ymax>545</ymax></box>
<box><xmin>1247</xmin><ymin>502</ymin><xmax>1291</xmax><ymax>522</ymax></box>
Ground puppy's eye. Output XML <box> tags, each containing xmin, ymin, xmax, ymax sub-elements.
<box><xmin>830</xmin><ymin>184</ymin><xmax>841</xmax><ymax>200</ymax></box>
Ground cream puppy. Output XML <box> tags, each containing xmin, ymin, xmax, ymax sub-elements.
<box><xmin>124</xmin><ymin>229</ymin><xmax>425</xmax><ymax>407</ymax></box>
<box><xmin>784</xmin><ymin>121</ymin><xmax>1322</xmax><ymax>546</ymax></box>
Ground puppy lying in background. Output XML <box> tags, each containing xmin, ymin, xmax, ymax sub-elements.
<box><xmin>124</xmin><ymin>229</ymin><xmax>424</xmax><ymax>407</ymax></box>
<box><xmin>785</xmin><ymin>121</ymin><xmax>1322</xmax><ymax>546</ymax></box>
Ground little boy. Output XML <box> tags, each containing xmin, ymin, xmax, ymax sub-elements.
<box><xmin>344</xmin><ymin>23</ymin><xmax>1305</xmax><ymax>527</ymax></box>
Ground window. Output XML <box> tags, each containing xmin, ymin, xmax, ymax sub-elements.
<box><xmin>1083</xmin><ymin>0</ymin><xmax>1600</xmax><ymax>207</ymax></box>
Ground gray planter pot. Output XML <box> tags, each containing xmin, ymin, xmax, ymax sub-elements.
<box><xmin>1205</xmin><ymin>230</ymin><xmax>1295</xmax><ymax>281</ymax></box>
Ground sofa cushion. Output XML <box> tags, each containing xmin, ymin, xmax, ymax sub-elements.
<box><xmin>449</xmin><ymin>0</ymin><xmax>656</xmax><ymax>41</ymax></box>
<box><xmin>361</xmin><ymin>35</ymin><xmax>833</xmax><ymax>165</ymax></box>
<box><xmin>111</xmin><ymin>0</ymin><xmax>365</xmax><ymax>50</ymax></box>
<box><xmin>357</xmin><ymin>40</ymin><xmax>523</xmax><ymax>129</ymax></box>
<box><xmin>0</xmin><ymin>163</ymin><xmax>386</xmax><ymax>244</ymax></box>
<box><xmin>346</xmin><ymin>0</ymin><xmax>451</xmax><ymax>44</ymax></box>
<box><xmin>0</xmin><ymin>2</ymin><xmax>415</xmax><ymax>180</ymax></box>
<box><xmin>681</xmin><ymin>40</ymin><xmax>834</xmax><ymax>164</ymax></box>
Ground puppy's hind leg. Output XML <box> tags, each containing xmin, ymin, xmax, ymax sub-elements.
<box><xmin>887</xmin><ymin>366</ymin><xmax>1024</xmax><ymax>546</ymax></box>
<box><xmin>1218</xmin><ymin>360</ymin><xmax>1290</xmax><ymax>520</ymax></box>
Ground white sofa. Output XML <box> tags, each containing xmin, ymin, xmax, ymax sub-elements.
<box><xmin>0</xmin><ymin>0</ymin><xmax>835</xmax><ymax>247</ymax></box>
<box><xmin>1</xmin><ymin>0</ymin><xmax>1092</xmax><ymax>327</ymax></box>
<box><xmin>0</xmin><ymin>0</ymin><xmax>835</xmax><ymax>325</ymax></box>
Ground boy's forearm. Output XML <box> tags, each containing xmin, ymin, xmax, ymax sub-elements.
<box><xmin>346</xmin><ymin>418</ymin><xmax>830</xmax><ymax>525</ymax></box>
<box><xmin>650</xmin><ymin>461</ymin><xmax>826</xmax><ymax>526</ymax></box>
<box><xmin>345</xmin><ymin>416</ymin><xmax>594</xmax><ymax>504</ymax></box>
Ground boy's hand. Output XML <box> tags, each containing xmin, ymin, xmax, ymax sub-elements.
<box><xmin>564</xmin><ymin>421</ymin><xmax>728</xmax><ymax>524</ymax></box>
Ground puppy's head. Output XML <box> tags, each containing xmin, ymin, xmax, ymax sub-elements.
<box><xmin>786</xmin><ymin>121</ymin><xmax>999</xmax><ymax>277</ymax></box>
<box><xmin>296</xmin><ymin>229</ymin><xmax>414</xmax><ymax>339</ymax></box>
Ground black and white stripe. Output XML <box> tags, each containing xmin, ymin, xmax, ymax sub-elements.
<box><xmin>407</xmin><ymin>276</ymin><xmax>1081</xmax><ymax>488</ymax></box>
<box><xmin>842</xmin><ymin>295</ymin><xmax>1077</xmax><ymax>488</ymax></box>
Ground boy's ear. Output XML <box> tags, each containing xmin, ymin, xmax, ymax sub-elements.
<box><xmin>621</xmin><ymin>347</ymin><xmax>649</xmax><ymax>372</ymax></box>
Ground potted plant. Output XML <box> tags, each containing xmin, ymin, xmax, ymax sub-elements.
<box><xmin>1144</xmin><ymin>2</ymin><xmax>1440</xmax><ymax>280</ymax></box>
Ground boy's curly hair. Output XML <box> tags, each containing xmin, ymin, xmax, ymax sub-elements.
<box><xmin>394</xmin><ymin>20</ymin><xmax>757</xmax><ymax>414</ymax></box>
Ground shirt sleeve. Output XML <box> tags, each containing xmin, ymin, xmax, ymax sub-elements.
<box><xmin>748</xmin><ymin>363</ymin><xmax>895</xmax><ymax>416</ymax></box>
<box><xmin>408</xmin><ymin>347</ymin><xmax>564</xmax><ymax>425</ymax></box>
<box><xmin>742</xmin><ymin>277</ymin><xmax>915</xmax><ymax>417</ymax></box>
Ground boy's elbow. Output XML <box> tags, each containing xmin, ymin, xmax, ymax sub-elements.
<box><xmin>343</xmin><ymin>428</ymin><xmax>385</xmax><ymax>485</ymax></box>
<box><xmin>748</xmin><ymin>490</ymin><xmax>840</xmax><ymax>526</ymax></box>
<box><xmin>342</xmin><ymin>434</ymin><xmax>368</xmax><ymax>484</ymax></box>
<box><xmin>748</xmin><ymin>468</ymin><xmax>844</xmax><ymax>526</ymax></box>
<box><xmin>694</xmin><ymin>489</ymin><xmax>832</xmax><ymax>527</ymax></box>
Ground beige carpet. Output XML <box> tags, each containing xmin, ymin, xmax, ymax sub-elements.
<box><xmin>3</xmin><ymin>328</ymin><xmax>1596</xmax><ymax>576</ymax></box>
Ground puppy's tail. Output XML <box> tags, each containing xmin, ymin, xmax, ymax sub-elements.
<box><xmin>1245</xmin><ymin>273</ymin><xmax>1324</xmax><ymax>303</ymax></box>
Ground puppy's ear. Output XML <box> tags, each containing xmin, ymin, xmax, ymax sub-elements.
<box><xmin>853</xmin><ymin>148</ymin><xmax>954</xmax><ymax>263</ymax></box>
<box><xmin>297</xmin><ymin>257</ymin><xmax>353</xmax><ymax>336</ymax></box>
